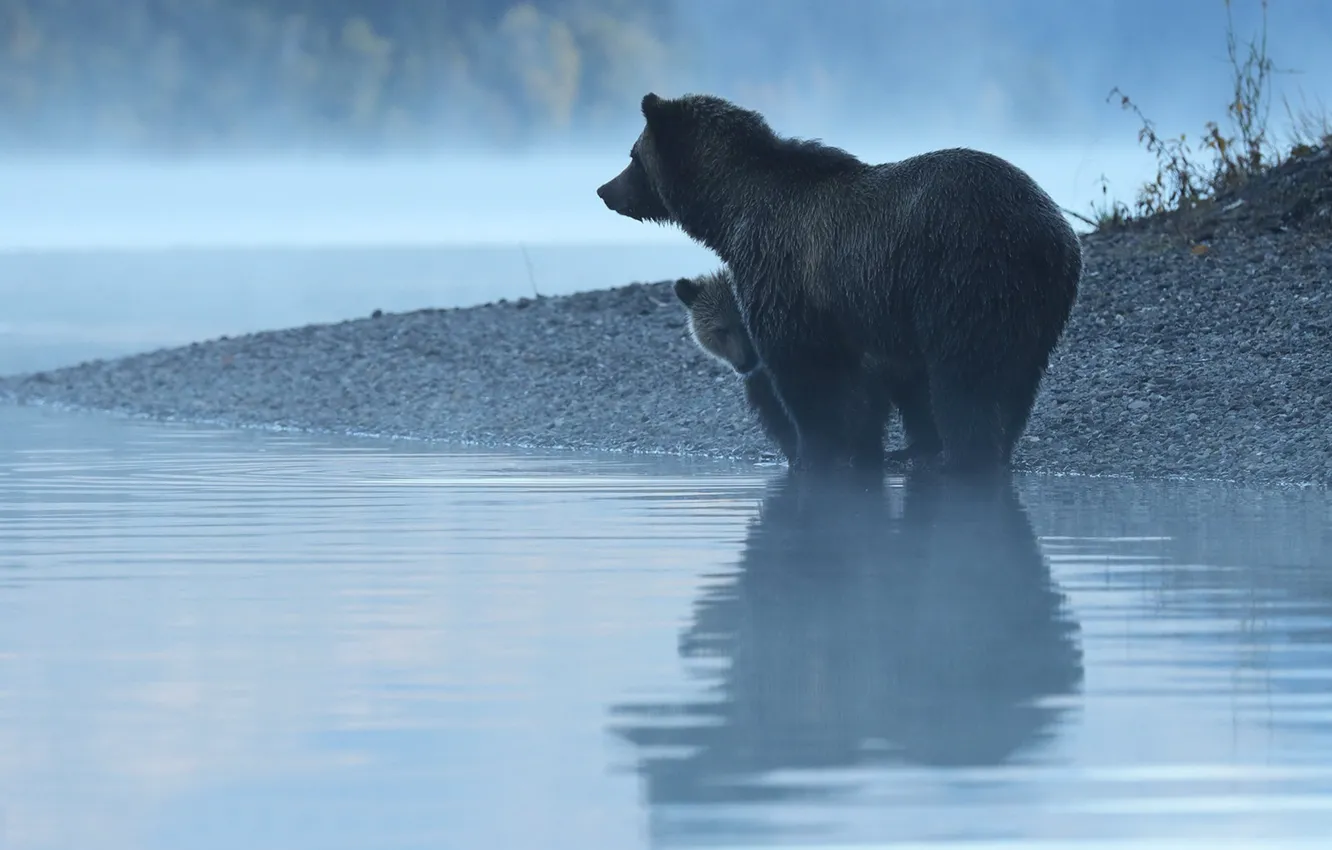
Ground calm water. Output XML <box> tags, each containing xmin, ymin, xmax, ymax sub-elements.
<box><xmin>3</xmin><ymin>403</ymin><xmax>1332</xmax><ymax>849</ymax></box>
<box><xmin>0</xmin><ymin>242</ymin><xmax>718</xmax><ymax>376</ymax></box>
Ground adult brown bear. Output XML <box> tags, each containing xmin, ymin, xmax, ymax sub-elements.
<box><xmin>598</xmin><ymin>93</ymin><xmax>1082</xmax><ymax>476</ymax></box>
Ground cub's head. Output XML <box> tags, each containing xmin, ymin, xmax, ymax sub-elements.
<box><xmin>596</xmin><ymin>92</ymin><xmax>776</xmax><ymax>230</ymax></box>
<box><xmin>673</xmin><ymin>269</ymin><xmax>759</xmax><ymax>375</ymax></box>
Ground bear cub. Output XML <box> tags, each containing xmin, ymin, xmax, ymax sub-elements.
<box><xmin>674</xmin><ymin>269</ymin><xmax>798</xmax><ymax>462</ymax></box>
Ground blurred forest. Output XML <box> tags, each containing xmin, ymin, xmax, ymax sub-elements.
<box><xmin>0</xmin><ymin>0</ymin><xmax>677</xmax><ymax>153</ymax></box>
<box><xmin>4</xmin><ymin>1</ymin><xmax>1328</xmax><ymax>154</ymax></box>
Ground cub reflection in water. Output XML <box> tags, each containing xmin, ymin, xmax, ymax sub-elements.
<box><xmin>609</xmin><ymin>470</ymin><xmax>1084</xmax><ymax>807</ymax></box>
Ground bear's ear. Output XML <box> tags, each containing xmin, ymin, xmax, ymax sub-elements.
<box><xmin>674</xmin><ymin>277</ymin><xmax>701</xmax><ymax>307</ymax></box>
<box><xmin>641</xmin><ymin>92</ymin><xmax>673</xmax><ymax>133</ymax></box>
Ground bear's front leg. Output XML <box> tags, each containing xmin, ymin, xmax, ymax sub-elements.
<box><xmin>762</xmin><ymin>354</ymin><xmax>881</xmax><ymax>474</ymax></box>
<box><xmin>743</xmin><ymin>370</ymin><xmax>800</xmax><ymax>463</ymax></box>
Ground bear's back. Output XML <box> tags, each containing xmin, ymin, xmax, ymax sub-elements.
<box><xmin>868</xmin><ymin>148</ymin><xmax>1066</xmax><ymax>232</ymax></box>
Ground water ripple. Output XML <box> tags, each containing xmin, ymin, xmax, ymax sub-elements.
<box><xmin>3</xmin><ymin>404</ymin><xmax>1332</xmax><ymax>848</ymax></box>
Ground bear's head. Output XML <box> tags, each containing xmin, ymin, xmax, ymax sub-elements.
<box><xmin>673</xmin><ymin>269</ymin><xmax>759</xmax><ymax>375</ymax></box>
<box><xmin>597</xmin><ymin>93</ymin><xmax>778</xmax><ymax>243</ymax></box>
<box><xmin>594</xmin><ymin>124</ymin><xmax>672</xmax><ymax>224</ymax></box>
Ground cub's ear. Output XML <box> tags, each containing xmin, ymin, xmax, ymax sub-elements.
<box><xmin>641</xmin><ymin>92</ymin><xmax>662</xmax><ymax>117</ymax></box>
<box><xmin>674</xmin><ymin>277</ymin><xmax>701</xmax><ymax>307</ymax></box>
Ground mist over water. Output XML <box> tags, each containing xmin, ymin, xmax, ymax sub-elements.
<box><xmin>0</xmin><ymin>138</ymin><xmax>1152</xmax><ymax>374</ymax></box>
<box><xmin>3</xmin><ymin>0</ymin><xmax>1330</xmax><ymax>254</ymax></box>
<box><xmin>2</xmin><ymin>0</ymin><xmax>1330</xmax><ymax>372</ymax></box>
<box><xmin>0</xmin><ymin>142</ymin><xmax>1155</xmax><ymax>253</ymax></box>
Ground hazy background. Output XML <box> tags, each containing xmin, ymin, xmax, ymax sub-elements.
<box><xmin>1</xmin><ymin>0</ymin><xmax>1331</xmax><ymax>370</ymax></box>
<box><xmin>4</xmin><ymin>0</ymin><xmax>1331</xmax><ymax>155</ymax></box>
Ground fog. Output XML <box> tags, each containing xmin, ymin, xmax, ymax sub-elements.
<box><xmin>2</xmin><ymin>143</ymin><xmax>1161</xmax><ymax>252</ymax></box>
<box><xmin>2</xmin><ymin>0</ymin><xmax>1330</xmax><ymax>370</ymax></box>
<box><xmin>4</xmin><ymin>0</ymin><xmax>1331</xmax><ymax>250</ymax></box>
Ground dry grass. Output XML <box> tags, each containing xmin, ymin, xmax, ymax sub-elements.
<box><xmin>1083</xmin><ymin>0</ymin><xmax>1330</xmax><ymax>232</ymax></box>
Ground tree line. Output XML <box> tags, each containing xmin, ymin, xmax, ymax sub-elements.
<box><xmin>0</xmin><ymin>0</ymin><xmax>677</xmax><ymax>152</ymax></box>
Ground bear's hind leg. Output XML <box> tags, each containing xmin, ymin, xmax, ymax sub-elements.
<box><xmin>926</xmin><ymin>368</ymin><xmax>1008</xmax><ymax>476</ymax></box>
<box><xmin>998</xmin><ymin>368</ymin><xmax>1045</xmax><ymax>464</ymax></box>
<box><xmin>884</xmin><ymin>375</ymin><xmax>942</xmax><ymax>464</ymax></box>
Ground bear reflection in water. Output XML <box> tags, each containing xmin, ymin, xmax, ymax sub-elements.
<box><xmin>609</xmin><ymin>470</ymin><xmax>1084</xmax><ymax>806</ymax></box>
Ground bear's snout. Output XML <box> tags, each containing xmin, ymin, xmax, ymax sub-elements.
<box><xmin>597</xmin><ymin>175</ymin><xmax>632</xmax><ymax>216</ymax></box>
<box><xmin>734</xmin><ymin>350</ymin><xmax>760</xmax><ymax>376</ymax></box>
<box><xmin>596</xmin><ymin>160</ymin><xmax>671</xmax><ymax>222</ymax></box>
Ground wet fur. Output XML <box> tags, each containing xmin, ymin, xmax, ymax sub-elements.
<box><xmin>674</xmin><ymin>269</ymin><xmax>939</xmax><ymax>466</ymax></box>
<box><xmin>598</xmin><ymin>93</ymin><xmax>1082</xmax><ymax>476</ymax></box>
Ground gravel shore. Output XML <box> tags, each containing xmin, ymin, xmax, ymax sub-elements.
<box><xmin>4</xmin><ymin>151</ymin><xmax>1331</xmax><ymax>486</ymax></box>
